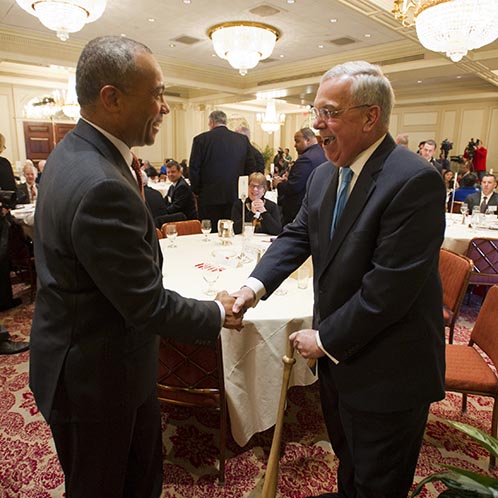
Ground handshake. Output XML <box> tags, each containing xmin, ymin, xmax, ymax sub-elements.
<box><xmin>215</xmin><ymin>287</ymin><xmax>257</xmax><ymax>331</ymax></box>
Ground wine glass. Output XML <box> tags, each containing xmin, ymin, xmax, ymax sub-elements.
<box><xmin>201</xmin><ymin>219</ymin><xmax>212</xmax><ymax>242</ymax></box>
<box><xmin>202</xmin><ymin>261</ymin><xmax>220</xmax><ymax>296</ymax></box>
<box><xmin>460</xmin><ymin>203</ymin><xmax>468</xmax><ymax>224</ymax></box>
<box><xmin>166</xmin><ymin>224</ymin><xmax>178</xmax><ymax>247</ymax></box>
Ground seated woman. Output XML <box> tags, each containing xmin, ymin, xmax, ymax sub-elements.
<box><xmin>231</xmin><ymin>172</ymin><xmax>282</xmax><ymax>235</ymax></box>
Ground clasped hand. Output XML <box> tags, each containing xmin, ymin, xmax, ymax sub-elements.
<box><xmin>216</xmin><ymin>291</ymin><xmax>246</xmax><ymax>331</ymax></box>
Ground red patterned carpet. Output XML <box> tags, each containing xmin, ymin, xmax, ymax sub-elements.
<box><xmin>1</xmin><ymin>285</ymin><xmax>498</xmax><ymax>498</ymax></box>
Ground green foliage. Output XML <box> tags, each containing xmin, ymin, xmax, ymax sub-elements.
<box><xmin>260</xmin><ymin>145</ymin><xmax>274</xmax><ymax>168</ymax></box>
<box><xmin>411</xmin><ymin>422</ymin><xmax>498</xmax><ymax>497</ymax></box>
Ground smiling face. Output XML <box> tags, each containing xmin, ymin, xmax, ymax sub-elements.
<box><xmin>117</xmin><ymin>52</ymin><xmax>169</xmax><ymax>148</ymax></box>
<box><xmin>312</xmin><ymin>77</ymin><xmax>379</xmax><ymax>167</ymax></box>
<box><xmin>166</xmin><ymin>164</ymin><xmax>182</xmax><ymax>183</ymax></box>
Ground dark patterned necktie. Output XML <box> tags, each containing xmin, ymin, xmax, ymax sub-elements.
<box><xmin>130</xmin><ymin>153</ymin><xmax>144</xmax><ymax>199</ymax></box>
<box><xmin>480</xmin><ymin>196</ymin><xmax>488</xmax><ymax>214</ymax></box>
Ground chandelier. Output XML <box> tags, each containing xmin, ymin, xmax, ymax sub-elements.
<box><xmin>393</xmin><ymin>0</ymin><xmax>498</xmax><ymax>62</ymax></box>
<box><xmin>207</xmin><ymin>21</ymin><xmax>281</xmax><ymax>76</ymax></box>
<box><xmin>257</xmin><ymin>101</ymin><xmax>285</xmax><ymax>134</ymax></box>
<box><xmin>15</xmin><ymin>0</ymin><xmax>107</xmax><ymax>41</ymax></box>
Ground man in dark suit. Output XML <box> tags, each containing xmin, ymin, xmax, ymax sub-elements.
<box><xmin>189</xmin><ymin>110</ymin><xmax>256</xmax><ymax>230</ymax></box>
<box><xmin>30</xmin><ymin>36</ymin><xmax>241</xmax><ymax>498</ymax></box>
<box><xmin>233</xmin><ymin>61</ymin><xmax>445</xmax><ymax>498</ymax></box>
<box><xmin>164</xmin><ymin>160</ymin><xmax>197</xmax><ymax>219</ymax></box>
<box><xmin>420</xmin><ymin>139</ymin><xmax>443</xmax><ymax>174</ymax></box>
<box><xmin>236</xmin><ymin>125</ymin><xmax>265</xmax><ymax>174</ymax></box>
<box><xmin>273</xmin><ymin>127</ymin><xmax>326</xmax><ymax>225</ymax></box>
<box><xmin>465</xmin><ymin>173</ymin><xmax>498</xmax><ymax>214</ymax></box>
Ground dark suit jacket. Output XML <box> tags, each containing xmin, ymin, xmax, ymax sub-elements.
<box><xmin>231</xmin><ymin>197</ymin><xmax>282</xmax><ymax>235</ymax></box>
<box><xmin>30</xmin><ymin>119</ymin><xmax>221</xmax><ymax>423</ymax></box>
<box><xmin>144</xmin><ymin>185</ymin><xmax>168</xmax><ymax>219</ymax></box>
<box><xmin>0</xmin><ymin>156</ymin><xmax>17</xmax><ymax>194</ymax></box>
<box><xmin>277</xmin><ymin>143</ymin><xmax>326</xmax><ymax>224</ymax></box>
<box><xmin>464</xmin><ymin>191</ymin><xmax>498</xmax><ymax>213</ymax></box>
<box><xmin>251</xmin><ymin>135</ymin><xmax>446</xmax><ymax>413</ymax></box>
<box><xmin>189</xmin><ymin>125</ymin><xmax>257</xmax><ymax>207</ymax></box>
<box><xmin>165</xmin><ymin>176</ymin><xmax>197</xmax><ymax>219</ymax></box>
<box><xmin>251</xmin><ymin>144</ymin><xmax>265</xmax><ymax>174</ymax></box>
<box><xmin>15</xmin><ymin>183</ymin><xmax>35</xmax><ymax>205</ymax></box>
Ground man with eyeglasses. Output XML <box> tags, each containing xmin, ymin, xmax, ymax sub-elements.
<box><xmin>273</xmin><ymin>127</ymin><xmax>326</xmax><ymax>225</ymax></box>
<box><xmin>233</xmin><ymin>61</ymin><xmax>445</xmax><ymax>498</ymax></box>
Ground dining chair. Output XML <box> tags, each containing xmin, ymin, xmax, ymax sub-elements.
<box><xmin>7</xmin><ymin>222</ymin><xmax>36</xmax><ymax>302</ymax></box>
<box><xmin>450</xmin><ymin>201</ymin><xmax>463</xmax><ymax>214</ymax></box>
<box><xmin>465</xmin><ymin>237</ymin><xmax>498</xmax><ymax>301</ymax></box>
<box><xmin>155</xmin><ymin>227</ymin><xmax>163</xmax><ymax>239</ymax></box>
<box><xmin>157</xmin><ymin>336</ymin><xmax>227</xmax><ymax>482</ymax></box>
<box><xmin>161</xmin><ymin>219</ymin><xmax>202</xmax><ymax>237</ymax></box>
<box><xmin>439</xmin><ymin>248</ymin><xmax>473</xmax><ymax>343</ymax></box>
<box><xmin>445</xmin><ymin>284</ymin><xmax>498</xmax><ymax>469</ymax></box>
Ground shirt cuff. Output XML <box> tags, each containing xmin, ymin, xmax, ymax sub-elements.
<box><xmin>315</xmin><ymin>330</ymin><xmax>339</xmax><ymax>365</ymax></box>
<box><xmin>214</xmin><ymin>300</ymin><xmax>225</xmax><ymax>329</ymax></box>
<box><xmin>244</xmin><ymin>277</ymin><xmax>266</xmax><ymax>306</ymax></box>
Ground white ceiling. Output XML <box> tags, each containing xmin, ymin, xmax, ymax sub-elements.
<box><xmin>1</xmin><ymin>0</ymin><xmax>498</xmax><ymax>112</ymax></box>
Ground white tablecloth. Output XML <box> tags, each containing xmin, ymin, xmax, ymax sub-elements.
<box><xmin>159</xmin><ymin>234</ymin><xmax>316</xmax><ymax>446</ymax></box>
<box><xmin>148</xmin><ymin>181</ymin><xmax>171</xmax><ymax>197</ymax></box>
<box><xmin>444</xmin><ymin>213</ymin><xmax>498</xmax><ymax>254</ymax></box>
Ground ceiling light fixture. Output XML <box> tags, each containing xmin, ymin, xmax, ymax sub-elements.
<box><xmin>207</xmin><ymin>21</ymin><xmax>280</xmax><ymax>76</ymax></box>
<box><xmin>393</xmin><ymin>0</ymin><xmax>498</xmax><ymax>62</ymax></box>
<box><xmin>256</xmin><ymin>100</ymin><xmax>285</xmax><ymax>134</ymax></box>
<box><xmin>15</xmin><ymin>0</ymin><xmax>106</xmax><ymax>41</ymax></box>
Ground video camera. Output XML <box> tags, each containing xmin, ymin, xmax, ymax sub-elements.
<box><xmin>0</xmin><ymin>190</ymin><xmax>17</xmax><ymax>210</ymax></box>
<box><xmin>440</xmin><ymin>138</ymin><xmax>453</xmax><ymax>160</ymax></box>
<box><xmin>466</xmin><ymin>138</ymin><xmax>480</xmax><ymax>160</ymax></box>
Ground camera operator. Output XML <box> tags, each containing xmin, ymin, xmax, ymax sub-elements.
<box><xmin>0</xmin><ymin>133</ymin><xmax>29</xmax><ymax>354</ymax></box>
<box><xmin>464</xmin><ymin>138</ymin><xmax>488</xmax><ymax>180</ymax></box>
<box><xmin>439</xmin><ymin>138</ymin><xmax>452</xmax><ymax>172</ymax></box>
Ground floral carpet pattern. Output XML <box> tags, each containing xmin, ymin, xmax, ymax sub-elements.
<box><xmin>1</xmin><ymin>285</ymin><xmax>498</xmax><ymax>497</ymax></box>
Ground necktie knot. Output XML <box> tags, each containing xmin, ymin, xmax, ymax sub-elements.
<box><xmin>330</xmin><ymin>167</ymin><xmax>353</xmax><ymax>238</ymax></box>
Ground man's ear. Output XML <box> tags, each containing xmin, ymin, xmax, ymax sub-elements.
<box><xmin>363</xmin><ymin>105</ymin><xmax>381</xmax><ymax>132</ymax></box>
<box><xmin>100</xmin><ymin>85</ymin><xmax>122</xmax><ymax>113</ymax></box>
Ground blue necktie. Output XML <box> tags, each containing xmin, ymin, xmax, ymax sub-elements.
<box><xmin>330</xmin><ymin>167</ymin><xmax>353</xmax><ymax>238</ymax></box>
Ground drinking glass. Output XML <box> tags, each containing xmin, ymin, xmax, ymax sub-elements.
<box><xmin>166</xmin><ymin>224</ymin><xmax>178</xmax><ymax>247</ymax></box>
<box><xmin>460</xmin><ymin>203</ymin><xmax>468</xmax><ymax>224</ymax></box>
<box><xmin>201</xmin><ymin>219</ymin><xmax>212</xmax><ymax>242</ymax></box>
<box><xmin>202</xmin><ymin>261</ymin><xmax>220</xmax><ymax>296</ymax></box>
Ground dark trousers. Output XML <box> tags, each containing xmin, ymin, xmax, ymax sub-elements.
<box><xmin>50</xmin><ymin>389</ymin><xmax>163</xmax><ymax>498</ymax></box>
<box><xmin>319</xmin><ymin>361</ymin><xmax>429</xmax><ymax>498</ymax></box>
<box><xmin>198</xmin><ymin>204</ymin><xmax>232</xmax><ymax>232</ymax></box>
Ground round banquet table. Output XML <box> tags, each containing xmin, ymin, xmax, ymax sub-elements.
<box><xmin>443</xmin><ymin>213</ymin><xmax>498</xmax><ymax>254</ymax></box>
<box><xmin>159</xmin><ymin>233</ymin><xmax>316</xmax><ymax>446</ymax></box>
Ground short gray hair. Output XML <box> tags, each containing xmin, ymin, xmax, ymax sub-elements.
<box><xmin>76</xmin><ymin>36</ymin><xmax>152</xmax><ymax>106</ymax></box>
<box><xmin>209</xmin><ymin>110</ymin><xmax>227</xmax><ymax>125</ymax></box>
<box><xmin>321</xmin><ymin>61</ymin><xmax>394</xmax><ymax>128</ymax></box>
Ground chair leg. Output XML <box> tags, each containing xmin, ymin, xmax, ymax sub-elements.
<box><xmin>462</xmin><ymin>393</ymin><xmax>468</xmax><ymax>413</ymax></box>
<box><xmin>218</xmin><ymin>402</ymin><xmax>227</xmax><ymax>484</ymax></box>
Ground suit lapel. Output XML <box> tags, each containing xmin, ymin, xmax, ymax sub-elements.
<box><xmin>317</xmin><ymin>135</ymin><xmax>397</xmax><ymax>281</ymax></box>
<box><xmin>318</xmin><ymin>167</ymin><xmax>339</xmax><ymax>256</ymax></box>
<box><xmin>72</xmin><ymin>120</ymin><xmax>139</xmax><ymax>194</ymax></box>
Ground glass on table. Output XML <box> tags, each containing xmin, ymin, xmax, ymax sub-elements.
<box><xmin>202</xmin><ymin>260</ymin><xmax>221</xmax><ymax>296</ymax></box>
<box><xmin>165</xmin><ymin>224</ymin><xmax>178</xmax><ymax>247</ymax></box>
<box><xmin>460</xmin><ymin>203</ymin><xmax>468</xmax><ymax>224</ymax></box>
<box><xmin>201</xmin><ymin>219</ymin><xmax>212</xmax><ymax>242</ymax></box>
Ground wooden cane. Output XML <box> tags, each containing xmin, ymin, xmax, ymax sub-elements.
<box><xmin>261</xmin><ymin>340</ymin><xmax>296</xmax><ymax>498</ymax></box>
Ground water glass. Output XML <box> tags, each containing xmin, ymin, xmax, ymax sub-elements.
<box><xmin>201</xmin><ymin>219</ymin><xmax>211</xmax><ymax>242</ymax></box>
<box><xmin>202</xmin><ymin>261</ymin><xmax>220</xmax><ymax>295</ymax></box>
<box><xmin>166</xmin><ymin>224</ymin><xmax>178</xmax><ymax>247</ymax></box>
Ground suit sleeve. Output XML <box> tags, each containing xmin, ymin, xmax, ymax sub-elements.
<box><xmin>260</xmin><ymin>200</ymin><xmax>282</xmax><ymax>235</ymax></box>
<box><xmin>71</xmin><ymin>178</ymin><xmax>220</xmax><ymax>344</ymax></box>
<box><xmin>189</xmin><ymin>137</ymin><xmax>201</xmax><ymax>195</ymax></box>
<box><xmin>244</xmin><ymin>139</ymin><xmax>257</xmax><ymax>175</ymax></box>
<box><xmin>277</xmin><ymin>156</ymin><xmax>312</xmax><ymax>197</ymax></box>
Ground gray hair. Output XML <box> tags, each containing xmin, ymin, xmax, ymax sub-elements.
<box><xmin>76</xmin><ymin>36</ymin><xmax>152</xmax><ymax>106</ymax></box>
<box><xmin>321</xmin><ymin>61</ymin><xmax>394</xmax><ymax>128</ymax></box>
<box><xmin>209</xmin><ymin>110</ymin><xmax>227</xmax><ymax>125</ymax></box>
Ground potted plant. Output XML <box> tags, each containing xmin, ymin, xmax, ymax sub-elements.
<box><xmin>412</xmin><ymin>421</ymin><xmax>498</xmax><ymax>497</ymax></box>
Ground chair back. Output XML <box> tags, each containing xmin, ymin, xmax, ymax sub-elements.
<box><xmin>161</xmin><ymin>219</ymin><xmax>202</xmax><ymax>237</ymax></box>
<box><xmin>439</xmin><ymin>249</ymin><xmax>473</xmax><ymax>335</ymax></box>
<box><xmin>451</xmin><ymin>201</ymin><xmax>463</xmax><ymax>214</ymax></box>
<box><xmin>471</xmin><ymin>285</ymin><xmax>498</xmax><ymax>367</ymax></box>
<box><xmin>156</xmin><ymin>227</ymin><xmax>163</xmax><ymax>239</ymax></box>
<box><xmin>466</xmin><ymin>238</ymin><xmax>498</xmax><ymax>286</ymax></box>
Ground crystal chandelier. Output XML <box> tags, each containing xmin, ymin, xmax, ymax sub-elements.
<box><xmin>257</xmin><ymin>101</ymin><xmax>285</xmax><ymax>134</ymax></box>
<box><xmin>393</xmin><ymin>0</ymin><xmax>498</xmax><ymax>62</ymax></box>
<box><xmin>208</xmin><ymin>21</ymin><xmax>281</xmax><ymax>76</ymax></box>
<box><xmin>15</xmin><ymin>0</ymin><xmax>107</xmax><ymax>41</ymax></box>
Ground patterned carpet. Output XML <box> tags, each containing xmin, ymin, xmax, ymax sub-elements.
<box><xmin>1</xmin><ymin>285</ymin><xmax>498</xmax><ymax>498</ymax></box>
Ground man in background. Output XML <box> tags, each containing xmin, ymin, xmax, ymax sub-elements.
<box><xmin>16</xmin><ymin>161</ymin><xmax>38</xmax><ymax>204</ymax></box>
<box><xmin>189</xmin><ymin>110</ymin><xmax>256</xmax><ymax>230</ymax></box>
<box><xmin>273</xmin><ymin>127</ymin><xmax>326</xmax><ymax>225</ymax></box>
<box><xmin>233</xmin><ymin>61</ymin><xmax>445</xmax><ymax>498</ymax></box>
<box><xmin>30</xmin><ymin>36</ymin><xmax>241</xmax><ymax>498</ymax></box>
<box><xmin>465</xmin><ymin>173</ymin><xmax>498</xmax><ymax>213</ymax></box>
<box><xmin>236</xmin><ymin>125</ymin><xmax>265</xmax><ymax>173</ymax></box>
<box><xmin>420</xmin><ymin>139</ymin><xmax>442</xmax><ymax>173</ymax></box>
<box><xmin>36</xmin><ymin>159</ymin><xmax>46</xmax><ymax>184</ymax></box>
<box><xmin>164</xmin><ymin>160</ymin><xmax>197</xmax><ymax>219</ymax></box>
<box><xmin>395</xmin><ymin>133</ymin><xmax>409</xmax><ymax>148</ymax></box>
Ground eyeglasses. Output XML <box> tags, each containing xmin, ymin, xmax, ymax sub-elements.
<box><xmin>310</xmin><ymin>104</ymin><xmax>372</xmax><ymax>121</ymax></box>
<box><xmin>249</xmin><ymin>184</ymin><xmax>265</xmax><ymax>190</ymax></box>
